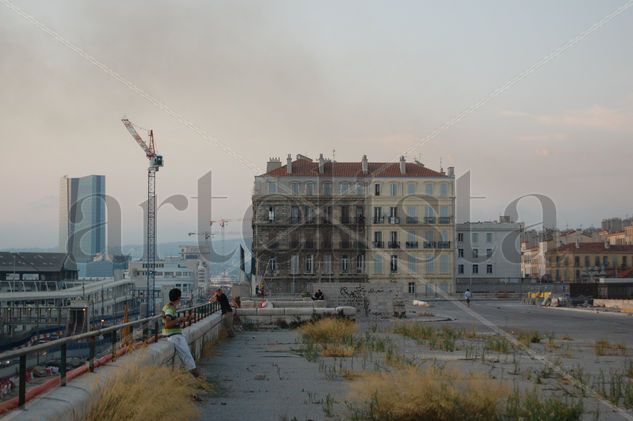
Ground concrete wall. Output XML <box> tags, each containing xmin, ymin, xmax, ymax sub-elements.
<box><xmin>594</xmin><ymin>299</ymin><xmax>633</xmax><ymax>313</ymax></box>
<box><xmin>236</xmin><ymin>306</ymin><xmax>356</xmax><ymax>325</ymax></box>
<box><xmin>3</xmin><ymin>313</ymin><xmax>222</xmax><ymax>421</ymax></box>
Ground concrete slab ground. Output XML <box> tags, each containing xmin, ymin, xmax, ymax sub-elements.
<box><xmin>198</xmin><ymin>330</ymin><xmax>346</xmax><ymax>421</ymax></box>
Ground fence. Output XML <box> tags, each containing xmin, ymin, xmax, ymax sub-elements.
<box><xmin>0</xmin><ymin>301</ymin><xmax>220</xmax><ymax>413</ymax></box>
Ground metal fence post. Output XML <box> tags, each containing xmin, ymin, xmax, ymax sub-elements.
<box><xmin>60</xmin><ymin>343</ymin><xmax>67</xmax><ymax>386</ymax></box>
<box><xmin>18</xmin><ymin>354</ymin><xmax>26</xmax><ymax>407</ymax></box>
<box><xmin>89</xmin><ymin>336</ymin><xmax>96</xmax><ymax>372</ymax></box>
<box><xmin>111</xmin><ymin>331</ymin><xmax>117</xmax><ymax>361</ymax></box>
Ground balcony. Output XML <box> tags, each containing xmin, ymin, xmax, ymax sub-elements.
<box><xmin>388</xmin><ymin>241</ymin><xmax>400</xmax><ymax>249</ymax></box>
<box><xmin>341</xmin><ymin>217</ymin><xmax>351</xmax><ymax>224</ymax></box>
<box><xmin>423</xmin><ymin>241</ymin><xmax>436</xmax><ymax>249</ymax></box>
<box><xmin>321</xmin><ymin>241</ymin><xmax>333</xmax><ymax>249</ymax></box>
<box><xmin>373</xmin><ymin>216</ymin><xmax>385</xmax><ymax>224</ymax></box>
<box><xmin>354</xmin><ymin>216</ymin><xmax>366</xmax><ymax>225</ymax></box>
<box><xmin>405</xmin><ymin>241</ymin><xmax>418</xmax><ymax>249</ymax></box>
<box><xmin>406</xmin><ymin>216</ymin><xmax>418</xmax><ymax>224</ymax></box>
<box><xmin>437</xmin><ymin>241</ymin><xmax>452</xmax><ymax>249</ymax></box>
<box><xmin>289</xmin><ymin>241</ymin><xmax>300</xmax><ymax>249</ymax></box>
<box><xmin>290</xmin><ymin>217</ymin><xmax>301</xmax><ymax>224</ymax></box>
<box><xmin>320</xmin><ymin>216</ymin><xmax>332</xmax><ymax>224</ymax></box>
<box><xmin>354</xmin><ymin>241</ymin><xmax>368</xmax><ymax>250</ymax></box>
<box><xmin>304</xmin><ymin>241</ymin><xmax>315</xmax><ymax>250</ymax></box>
<box><xmin>388</xmin><ymin>216</ymin><xmax>400</xmax><ymax>224</ymax></box>
<box><xmin>372</xmin><ymin>241</ymin><xmax>384</xmax><ymax>248</ymax></box>
<box><xmin>340</xmin><ymin>241</ymin><xmax>352</xmax><ymax>249</ymax></box>
<box><xmin>424</xmin><ymin>217</ymin><xmax>436</xmax><ymax>224</ymax></box>
<box><xmin>438</xmin><ymin>216</ymin><xmax>451</xmax><ymax>224</ymax></box>
<box><xmin>269</xmin><ymin>242</ymin><xmax>279</xmax><ymax>250</ymax></box>
<box><xmin>305</xmin><ymin>218</ymin><xmax>316</xmax><ymax>225</ymax></box>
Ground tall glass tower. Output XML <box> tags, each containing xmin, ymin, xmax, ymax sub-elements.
<box><xmin>59</xmin><ymin>175</ymin><xmax>106</xmax><ymax>263</ymax></box>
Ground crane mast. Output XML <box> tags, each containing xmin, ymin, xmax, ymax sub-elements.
<box><xmin>122</xmin><ymin>119</ymin><xmax>164</xmax><ymax>317</ymax></box>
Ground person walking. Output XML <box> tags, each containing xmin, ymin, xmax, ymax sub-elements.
<box><xmin>214</xmin><ymin>288</ymin><xmax>235</xmax><ymax>337</ymax></box>
<box><xmin>464</xmin><ymin>289</ymin><xmax>472</xmax><ymax>308</ymax></box>
<box><xmin>162</xmin><ymin>288</ymin><xmax>200</xmax><ymax>377</ymax></box>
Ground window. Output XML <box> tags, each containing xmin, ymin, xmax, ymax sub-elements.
<box><xmin>341</xmin><ymin>256</ymin><xmax>349</xmax><ymax>273</ymax></box>
<box><xmin>322</xmin><ymin>206</ymin><xmax>332</xmax><ymax>223</ymax></box>
<box><xmin>472</xmin><ymin>264</ymin><xmax>479</xmax><ymax>274</ymax></box>
<box><xmin>408</xmin><ymin>255</ymin><xmax>416</xmax><ymax>274</ymax></box>
<box><xmin>324</xmin><ymin>255</ymin><xmax>333</xmax><ymax>274</ymax></box>
<box><xmin>440</xmin><ymin>183</ymin><xmax>448</xmax><ymax>197</ymax></box>
<box><xmin>390</xmin><ymin>183</ymin><xmax>398</xmax><ymax>196</ymax></box>
<box><xmin>407</xmin><ymin>231</ymin><xmax>416</xmax><ymax>244</ymax></box>
<box><xmin>603</xmin><ymin>256</ymin><xmax>609</xmax><ymax>267</ymax></box>
<box><xmin>374</xmin><ymin>184</ymin><xmax>381</xmax><ymax>196</ymax></box>
<box><xmin>290</xmin><ymin>255</ymin><xmax>299</xmax><ymax>274</ymax></box>
<box><xmin>425</xmin><ymin>183</ymin><xmax>433</xmax><ymax>196</ymax></box>
<box><xmin>374</xmin><ymin>255</ymin><xmax>383</xmax><ymax>274</ymax></box>
<box><xmin>584</xmin><ymin>256</ymin><xmax>590</xmax><ymax>267</ymax></box>
<box><xmin>268</xmin><ymin>257</ymin><xmax>277</xmax><ymax>274</ymax></box>
<box><xmin>291</xmin><ymin>183</ymin><xmax>300</xmax><ymax>195</ymax></box>
<box><xmin>440</xmin><ymin>255</ymin><xmax>449</xmax><ymax>273</ymax></box>
<box><xmin>341</xmin><ymin>206</ymin><xmax>350</xmax><ymax>223</ymax></box>
<box><xmin>458</xmin><ymin>248</ymin><xmax>464</xmax><ymax>258</ymax></box>
<box><xmin>595</xmin><ymin>256</ymin><xmax>600</xmax><ymax>267</ymax></box>
<box><xmin>407</xmin><ymin>206</ymin><xmax>416</xmax><ymax>217</ymax></box>
<box><xmin>356</xmin><ymin>182</ymin><xmax>365</xmax><ymax>196</ymax></box>
<box><xmin>624</xmin><ymin>256</ymin><xmax>629</xmax><ymax>267</ymax></box>
<box><xmin>267</xmin><ymin>181</ymin><xmax>277</xmax><ymax>194</ymax></box>
<box><xmin>472</xmin><ymin>249</ymin><xmax>479</xmax><ymax>258</ymax></box>
<box><xmin>390</xmin><ymin>255</ymin><xmax>398</xmax><ymax>273</ymax></box>
<box><xmin>407</xmin><ymin>182</ymin><xmax>416</xmax><ymax>195</ymax></box>
<box><xmin>356</xmin><ymin>255</ymin><xmax>365</xmax><ymax>273</ymax></box>
<box><xmin>374</xmin><ymin>231</ymin><xmax>383</xmax><ymax>243</ymax></box>
<box><xmin>457</xmin><ymin>232</ymin><xmax>464</xmax><ymax>242</ymax></box>
<box><xmin>306</xmin><ymin>182</ymin><xmax>315</xmax><ymax>196</ymax></box>
<box><xmin>574</xmin><ymin>256</ymin><xmax>580</xmax><ymax>267</ymax></box>
<box><xmin>290</xmin><ymin>206</ymin><xmax>300</xmax><ymax>223</ymax></box>
<box><xmin>268</xmin><ymin>206</ymin><xmax>276</xmax><ymax>222</ymax></box>
<box><xmin>305</xmin><ymin>255</ymin><xmax>314</xmax><ymax>274</ymax></box>
<box><xmin>426</xmin><ymin>258</ymin><xmax>434</xmax><ymax>274</ymax></box>
<box><xmin>408</xmin><ymin>282</ymin><xmax>416</xmax><ymax>294</ymax></box>
<box><xmin>340</xmin><ymin>182</ymin><xmax>349</xmax><ymax>195</ymax></box>
<box><xmin>486</xmin><ymin>264</ymin><xmax>493</xmax><ymax>274</ymax></box>
<box><xmin>472</xmin><ymin>233</ymin><xmax>479</xmax><ymax>243</ymax></box>
<box><xmin>486</xmin><ymin>248</ymin><xmax>493</xmax><ymax>258</ymax></box>
<box><xmin>389</xmin><ymin>206</ymin><xmax>398</xmax><ymax>218</ymax></box>
<box><xmin>458</xmin><ymin>264</ymin><xmax>464</xmax><ymax>274</ymax></box>
<box><xmin>323</xmin><ymin>183</ymin><xmax>332</xmax><ymax>196</ymax></box>
<box><xmin>486</xmin><ymin>232</ymin><xmax>493</xmax><ymax>243</ymax></box>
<box><xmin>304</xmin><ymin>206</ymin><xmax>315</xmax><ymax>223</ymax></box>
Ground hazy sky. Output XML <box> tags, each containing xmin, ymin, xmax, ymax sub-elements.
<box><xmin>1</xmin><ymin>0</ymin><xmax>632</xmax><ymax>249</ymax></box>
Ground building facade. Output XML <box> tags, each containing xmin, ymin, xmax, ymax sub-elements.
<box><xmin>251</xmin><ymin>154</ymin><xmax>456</xmax><ymax>294</ymax></box>
<box><xmin>546</xmin><ymin>242</ymin><xmax>633</xmax><ymax>283</ymax></box>
<box><xmin>456</xmin><ymin>218</ymin><xmax>523</xmax><ymax>290</ymax></box>
<box><xmin>59</xmin><ymin>175</ymin><xmax>106</xmax><ymax>262</ymax></box>
<box><xmin>127</xmin><ymin>257</ymin><xmax>200</xmax><ymax>303</ymax></box>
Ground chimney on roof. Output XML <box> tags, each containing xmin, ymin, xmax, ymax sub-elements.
<box><xmin>447</xmin><ymin>166</ymin><xmax>455</xmax><ymax>177</ymax></box>
<box><xmin>605</xmin><ymin>240</ymin><xmax>610</xmax><ymax>249</ymax></box>
<box><xmin>318</xmin><ymin>153</ymin><xmax>325</xmax><ymax>174</ymax></box>
<box><xmin>575</xmin><ymin>238</ymin><xmax>580</xmax><ymax>249</ymax></box>
<box><xmin>399</xmin><ymin>156</ymin><xmax>406</xmax><ymax>175</ymax></box>
<box><xmin>266</xmin><ymin>157</ymin><xmax>281</xmax><ymax>173</ymax></box>
<box><xmin>286</xmin><ymin>154</ymin><xmax>293</xmax><ymax>175</ymax></box>
<box><xmin>361</xmin><ymin>154</ymin><xmax>368</xmax><ymax>175</ymax></box>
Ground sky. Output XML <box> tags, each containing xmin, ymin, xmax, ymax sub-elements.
<box><xmin>1</xmin><ymin>0</ymin><xmax>632</xmax><ymax>249</ymax></box>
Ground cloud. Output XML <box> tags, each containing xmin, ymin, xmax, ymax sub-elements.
<box><xmin>517</xmin><ymin>133</ymin><xmax>567</xmax><ymax>143</ymax></box>
<box><xmin>535</xmin><ymin>147</ymin><xmax>551</xmax><ymax>157</ymax></box>
<box><xmin>503</xmin><ymin>105</ymin><xmax>633</xmax><ymax>132</ymax></box>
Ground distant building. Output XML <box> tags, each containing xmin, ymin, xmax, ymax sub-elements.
<box><xmin>127</xmin><ymin>257</ymin><xmax>200</xmax><ymax>303</ymax></box>
<box><xmin>252</xmin><ymin>153</ymin><xmax>456</xmax><ymax>294</ymax></box>
<box><xmin>601</xmin><ymin>217</ymin><xmax>633</xmax><ymax>234</ymax></box>
<box><xmin>59</xmin><ymin>175</ymin><xmax>106</xmax><ymax>262</ymax></box>
<box><xmin>456</xmin><ymin>218</ymin><xmax>523</xmax><ymax>290</ymax></box>
<box><xmin>546</xmin><ymin>242</ymin><xmax>633</xmax><ymax>283</ymax></box>
<box><xmin>0</xmin><ymin>252</ymin><xmax>78</xmax><ymax>292</ymax></box>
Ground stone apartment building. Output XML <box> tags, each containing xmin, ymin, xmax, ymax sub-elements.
<box><xmin>251</xmin><ymin>154</ymin><xmax>456</xmax><ymax>294</ymax></box>
<box><xmin>545</xmin><ymin>242</ymin><xmax>633</xmax><ymax>282</ymax></box>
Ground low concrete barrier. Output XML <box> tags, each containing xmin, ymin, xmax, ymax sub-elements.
<box><xmin>235</xmin><ymin>306</ymin><xmax>356</xmax><ymax>325</ymax></box>
<box><xmin>3</xmin><ymin>313</ymin><xmax>222</xmax><ymax>421</ymax></box>
<box><xmin>594</xmin><ymin>299</ymin><xmax>633</xmax><ymax>313</ymax></box>
<box><xmin>241</xmin><ymin>299</ymin><xmax>327</xmax><ymax>309</ymax></box>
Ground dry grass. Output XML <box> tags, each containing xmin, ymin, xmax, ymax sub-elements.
<box><xmin>321</xmin><ymin>344</ymin><xmax>356</xmax><ymax>357</ymax></box>
<box><xmin>348</xmin><ymin>366</ymin><xmax>509</xmax><ymax>421</ymax></box>
<box><xmin>298</xmin><ymin>317</ymin><xmax>357</xmax><ymax>345</ymax></box>
<box><xmin>595</xmin><ymin>339</ymin><xmax>627</xmax><ymax>356</ymax></box>
<box><xmin>85</xmin><ymin>361</ymin><xmax>204</xmax><ymax>421</ymax></box>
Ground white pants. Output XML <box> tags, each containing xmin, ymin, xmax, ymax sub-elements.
<box><xmin>168</xmin><ymin>333</ymin><xmax>196</xmax><ymax>371</ymax></box>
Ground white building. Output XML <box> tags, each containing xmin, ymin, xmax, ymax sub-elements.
<box><xmin>456</xmin><ymin>217</ymin><xmax>523</xmax><ymax>291</ymax></box>
<box><xmin>127</xmin><ymin>257</ymin><xmax>200</xmax><ymax>304</ymax></box>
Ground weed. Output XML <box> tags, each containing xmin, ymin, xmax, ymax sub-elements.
<box><xmin>298</xmin><ymin>317</ymin><xmax>357</xmax><ymax>346</ymax></box>
<box><xmin>595</xmin><ymin>339</ymin><xmax>627</xmax><ymax>356</ymax></box>
<box><xmin>505</xmin><ymin>387</ymin><xmax>583</xmax><ymax>420</ymax></box>
<box><xmin>322</xmin><ymin>393</ymin><xmax>335</xmax><ymax>417</ymax></box>
<box><xmin>513</xmin><ymin>330</ymin><xmax>542</xmax><ymax>347</ymax></box>
<box><xmin>485</xmin><ymin>336</ymin><xmax>512</xmax><ymax>354</ymax></box>
<box><xmin>85</xmin><ymin>360</ymin><xmax>203</xmax><ymax>421</ymax></box>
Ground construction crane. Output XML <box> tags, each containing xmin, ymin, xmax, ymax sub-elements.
<box><xmin>209</xmin><ymin>218</ymin><xmax>243</xmax><ymax>260</ymax></box>
<box><xmin>122</xmin><ymin>118</ymin><xmax>164</xmax><ymax>317</ymax></box>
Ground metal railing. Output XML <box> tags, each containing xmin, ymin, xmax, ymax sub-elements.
<box><xmin>0</xmin><ymin>301</ymin><xmax>220</xmax><ymax>410</ymax></box>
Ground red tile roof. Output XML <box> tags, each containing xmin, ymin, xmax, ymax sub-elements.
<box><xmin>263</xmin><ymin>159</ymin><xmax>446</xmax><ymax>178</ymax></box>
<box><xmin>552</xmin><ymin>242</ymin><xmax>633</xmax><ymax>253</ymax></box>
